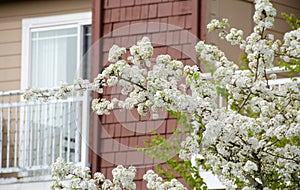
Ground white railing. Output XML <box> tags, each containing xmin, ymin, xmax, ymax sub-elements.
<box><xmin>0</xmin><ymin>90</ymin><xmax>90</xmax><ymax>175</ymax></box>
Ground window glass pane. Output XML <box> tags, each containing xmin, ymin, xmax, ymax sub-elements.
<box><xmin>82</xmin><ymin>25</ymin><xmax>91</xmax><ymax>80</ymax></box>
<box><xmin>31</xmin><ymin>27</ymin><xmax>77</xmax><ymax>88</ymax></box>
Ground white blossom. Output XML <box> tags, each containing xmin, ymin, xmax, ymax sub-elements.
<box><xmin>244</xmin><ymin>160</ymin><xmax>258</xmax><ymax>172</ymax></box>
<box><xmin>207</xmin><ymin>18</ymin><xmax>229</xmax><ymax>32</ymax></box>
<box><xmin>51</xmin><ymin>158</ymin><xmax>186</xmax><ymax>190</ymax></box>
<box><xmin>108</xmin><ymin>44</ymin><xmax>126</xmax><ymax>62</ymax></box>
<box><xmin>143</xmin><ymin>170</ymin><xmax>187</xmax><ymax>190</ymax></box>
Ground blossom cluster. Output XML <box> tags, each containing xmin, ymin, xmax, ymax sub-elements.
<box><xmin>108</xmin><ymin>45</ymin><xmax>126</xmax><ymax>62</ymax></box>
<box><xmin>51</xmin><ymin>157</ymin><xmax>101</xmax><ymax>190</ymax></box>
<box><xmin>225</xmin><ymin>28</ymin><xmax>244</xmax><ymax>46</ymax></box>
<box><xmin>128</xmin><ymin>36</ymin><xmax>153</xmax><ymax>66</ymax></box>
<box><xmin>280</xmin><ymin>28</ymin><xmax>300</xmax><ymax>62</ymax></box>
<box><xmin>206</xmin><ymin>18</ymin><xmax>229</xmax><ymax>32</ymax></box>
<box><xmin>90</xmin><ymin>37</ymin><xmax>218</xmax><ymax>119</ymax></box>
<box><xmin>51</xmin><ymin>158</ymin><xmax>186</xmax><ymax>190</ymax></box>
<box><xmin>24</xmin><ymin>78</ymin><xmax>94</xmax><ymax>101</ymax></box>
<box><xmin>101</xmin><ymin>165</ymin><xmax>136</xmax><ymax>190</ymax></box>
<box><xmin>143</xmin><ymin>170</ymin><xmax>187</xmax><ymax>190</ymax></box>
<box><xmin>253</xmin><ymin>0</ymin><xmax>276</xmax><ymax>32</ymax></box>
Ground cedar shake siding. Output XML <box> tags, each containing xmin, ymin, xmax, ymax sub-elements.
<box><xmin>91</xmin><ymin>0</ymin><xmax>201</xmax><ymax>188</ymax></box>
<box><xmin>91</xmin><ymin>0</ymin><xmax>299</xmax><ymax>189</ymax></box>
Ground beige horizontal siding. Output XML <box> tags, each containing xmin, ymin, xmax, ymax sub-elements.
<box><xmin>0</xmin><ymin>0</ymin><xmax>92</xmax><ymax>20</ymax></box>
<box><xmin>273</xmin><ymin>1</ymin><xmax>300</xmax><ymax>20</ymax></box>
<box><xmin>0</xmin><ymin>29</ymin><xmax>21</xmax><ymax>44</ymax></box>
<box><xmin>0</xmin><ymin>55</ymin><xmax>21</xmax><ymax>69</ymax></box>
<box><xmin>240</xmin><ymin>0</ymin><xmax>300</xmax><ymax>12</ymax></box>
<box><xmin>273</xmin><ymin>18</ymin><xmax>292</xmax><ymax>35</ymax></box>
<box><xmin>0</xmin><ymin>68</ymin><xmax>20</xmax><ymax>81</ymax></box>
<box><xmin>0</xmin><ymin>43</ymin><xmax>20</xmax><ymax>57</ymax></box>
<box><xmin>272</xmin><ymin>0</ymin><xmax>300</xmax><ymax>12</ymax></box>
<box><xmin>0</xmin><ymin>20</ymin><xmax>21</xmax><ymax>31</ymax></box>
<box><xmin>206</xmin><ymin>0</ymin><xmax>299</xmax><ymax>64</ymax></box>
<box><xmin>0</xmin><ymin>0</ymin><xmax>91</xmax><ymax>91</ymax></box>
<box><xmin>206</xmin><ymin>0</ymin><xmax>254</xmax><ymax>63</ymax></box>
<box><xmin>0</xmin><ymin>81</ymin><xmax>20</xmax><ymax>91</ymax></box>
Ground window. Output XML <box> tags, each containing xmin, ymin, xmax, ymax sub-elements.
<box><xmin>19</xmin><ymin>13</ymin><xmax>91</xmax><ymax>168</ymax></box>
<box><xmin>22</xmin><ymin>12</ymin><xmax>92</xmax><ymax>88</ymax></box>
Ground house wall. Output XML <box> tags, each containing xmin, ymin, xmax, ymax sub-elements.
<box><xmin>0</xmin><ymin>0</ymin><xmax>92</xmax><ymax>91</ymax></box>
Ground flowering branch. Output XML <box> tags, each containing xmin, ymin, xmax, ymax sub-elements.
<box><xmin>51</xmin><ymin>158</ymin><xmax>186</xmax><ymax>190</ymax></box>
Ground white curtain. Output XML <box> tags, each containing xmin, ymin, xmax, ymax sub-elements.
<box><xmin>31</xmin><ymin>27</ymin><xmax>77</xmax><ymax>88</ymax></box>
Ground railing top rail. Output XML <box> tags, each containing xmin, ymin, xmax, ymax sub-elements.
<box><xmin>0</xmin><ymin>88</ymin><xmax>60</xmax><ymax>97</ymax></box>
<box><xmin>0</xmin><ymin>97</ymin><xmax>85</xmax><ymax>108</ymax></box>
<box><xmin>0</xmin><ymin>88</ymin><xmax>90</xmax><ymax>98</ymax></box>
<box><xmin>0</xmin><ymin>90</ymin><xmax>26</xmax><ymax>97</ymax></box>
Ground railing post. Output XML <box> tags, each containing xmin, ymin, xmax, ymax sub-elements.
<box><xmin>19</xmin><ymin>103</ymin><xmax>26</xmax><ymax>169</ymax></box>
<box><xmin>36</xmin><ymin>103</ymin><xmax>41</xmax><ymax>166</ymax></box>
<box><xmin>75</xmin><ymin>97</ymin><xmax>81</xmax><ymax>163</ymax></box>
<box><xmin>29</xmin><ymin>105</ymin><xmax>33</xmax><ymax>167</ymax></box>
<box><xmin>14</xmin><ymin>106</ymin><xmax>19</xmax><ymax>167</ymax></box>
<box><xmin>67</xmin><ymin>102</ymin><xmax>71</xmax><ymax>162</ymax></box>
<box><xmin>80</xmin><ymin>91</ymin><xmax>90</xmax><ymax>167</ymax></box>
<box><xmin>59</xmin><ymin>102</ymin><xmax>64</xmax><ymax>158</ymax></box>
<box><xmin>52</xmin><ymin>103</ymin><xmax>56</xmax><ymax>164</ymax></box>
<box><xmin>0</xmin><ymin>106</ymin><xmax>3</xmax><ymax>168</ymax></box>
<box><xmin>7</xmin><ymin>107</ymin><xmax>11</xmax><ymax>168</ymax></box>
<box><xmin>43</xmin><ymin>104</ymin><xmax>48</xmax><ymax>166</ymax></box>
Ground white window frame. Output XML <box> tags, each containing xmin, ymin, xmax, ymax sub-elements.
<box><xmin>21</xmin><ymin>12</ymin><xmax>92</xmax><ymax>89</ymax></box>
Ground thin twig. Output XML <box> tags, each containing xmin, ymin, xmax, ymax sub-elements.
<box><xmin>238</xmin><ymin>92</ymin><xmax>252</xmax><ymax>113</ymax></box>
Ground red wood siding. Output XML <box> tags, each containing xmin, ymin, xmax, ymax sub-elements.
<box><xmin>90</xmin><ymin>0</ymin><xmax>300</xmax><ymax>189</ymax></box>
<box><xmin>91</xmin><ymin>0</ymin><xmax>201</xmax><ymax>189</ymax></box>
